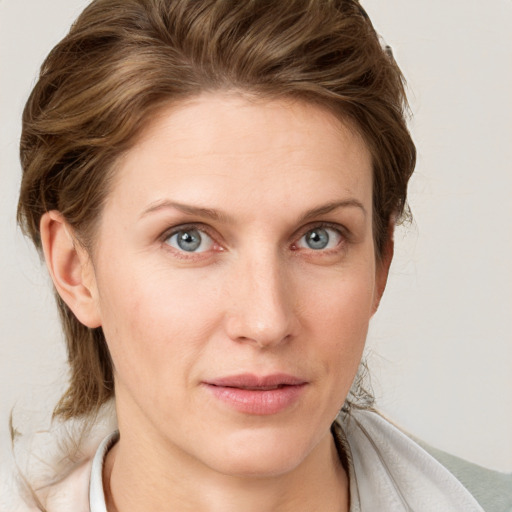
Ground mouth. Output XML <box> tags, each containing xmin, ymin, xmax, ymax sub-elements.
<box><xmin>222</xmin><ymin>384</ymin><xmax>291</xmax><ymax>391</ymax></box>
<box><xmin>202</xmin><ymin>373</ymin><xmax>308</xmax><ymax>415</ymax></box>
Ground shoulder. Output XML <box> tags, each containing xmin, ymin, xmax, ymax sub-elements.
<box><xmin>418</xmin><ymin>440</ymin><xmax>512</xmax><ymax>512</ymax></box>
<box><xmin>0</xmin><ymin>450</ymin><xmax>94</xmax><ymax>512</ymax></box>
<box><xmin>1</xmin><ymin>402</ymin><xmax>116</xmax><ymax>512</ymax></box>
<box><xmin>335</xmin><ymin>408</ymin><xmax>512</xmax><ymax>512</ymax></box>
<box><xmin>0</xmin><ymin>461</ymin><xmax>37</xmax><ymax>512</ymax></box>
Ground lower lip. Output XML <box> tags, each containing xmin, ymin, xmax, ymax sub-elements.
<box><xmin>203</xmin><ymin>383</ymin><xmax>307</xmax><ymax>415</ymax></box>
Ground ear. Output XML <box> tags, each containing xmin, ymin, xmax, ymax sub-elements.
<box><xmin>372</xmin><ymin>222</ymin><xmax>395</xmax><ymax>315</ymax></box>
<box><xmin>40</xmin><ymin>211</ymin><xmax>101</xmax><ymax>328</ymax></box>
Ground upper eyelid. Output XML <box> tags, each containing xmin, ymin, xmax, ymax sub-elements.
<box><xmin>294</xmin><ymin>221</ymin><xmax>348</xmax><ymax>240</ymax></box>
<box><xmin>161</xmin><ymin>222</ymin><xmax>214</xmax><ymax>239</ymax></box>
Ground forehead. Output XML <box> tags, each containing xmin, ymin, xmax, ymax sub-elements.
<box><xmin>105</xmin><ymin>92</ymin><xmax>373</xmax><ymax>221</ymax></box>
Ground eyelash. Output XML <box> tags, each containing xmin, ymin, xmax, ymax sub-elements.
<box><xmin>159</xmin><ymin>221</ymin><xmax>348</xmax><ymax>259</ymax></box>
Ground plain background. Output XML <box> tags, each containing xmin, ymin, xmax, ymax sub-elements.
<box><xmin>1</xmin><ymin>0</ymin><xmax>511</xmax><ymax>472</ymax></box>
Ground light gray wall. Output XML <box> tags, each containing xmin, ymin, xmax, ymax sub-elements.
<box><xmin>1</xmin><ymin>0</ymin><xmax>511</xmax><ymax>471</ymax></box>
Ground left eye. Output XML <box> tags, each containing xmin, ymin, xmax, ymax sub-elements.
<box><xmin>297</xmin><ymin>227</ymin><xmax>342</xmax><ymax>251</ymax></box>
<box><xmin>165</xmin><ymin>228</ymin><xmax>214</xmax><ymax>253</ymax></box>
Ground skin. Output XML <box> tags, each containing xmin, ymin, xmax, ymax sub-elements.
<box><xmin>41</xmin><ymin>92</ymin><xmax>392</xmax><ymax>512</ymax></box>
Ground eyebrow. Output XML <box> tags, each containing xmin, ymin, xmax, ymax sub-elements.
<box><xmin>140</xmin><ymin>199</ymin><xmax>366</xmax><ymax>223</ymax></box>
<box><xmin>298</xmin><ymin>199</ymin><xmax>367</xmax><ymax>223</ymax></box>
<box><xmin>140</xmin><ymin>200</ymin><xmax>233</xmax><ymax>222</ymax></box>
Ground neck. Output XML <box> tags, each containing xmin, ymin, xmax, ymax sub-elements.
<box><xmin>103</xmin><ymin>425</ymin><xmax>349</xmax><ymax>512</ymax></box>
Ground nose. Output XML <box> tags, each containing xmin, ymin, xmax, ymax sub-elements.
<box><xmin>224</xmin><ymin>250</ymin><xmax>298</xmax><ymax>349</ymax></box>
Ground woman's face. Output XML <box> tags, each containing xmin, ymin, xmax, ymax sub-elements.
<box><xmin>85</xmin><ymin>93</ymin><xmax>387</xmax><ymax>477</ymax></box>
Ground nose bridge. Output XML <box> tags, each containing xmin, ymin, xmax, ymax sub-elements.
<box><xmin>226</xmin><ymin>245</ymin><xmax>295</xmax><ymax>348</ymax></box>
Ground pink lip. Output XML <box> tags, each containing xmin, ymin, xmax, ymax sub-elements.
<box><xmin>202</xmin><ymin>373</ymin><xmax>308</xmax><ymax>415</ymax></box>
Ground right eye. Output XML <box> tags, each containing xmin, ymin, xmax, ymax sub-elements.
<box><xmin>165</xmin><ymin>228</ymin><xmax>214</xmax><ymax>253</ymax></box>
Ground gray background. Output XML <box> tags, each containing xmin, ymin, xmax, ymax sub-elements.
<box><xmin>1</xmin><ymin>0</ymin><xmax>511</xmax><ymax>471</ymax></box>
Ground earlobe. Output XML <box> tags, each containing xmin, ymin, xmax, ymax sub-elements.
<box><xmin>372</xmin><ymin>223</ymin><xmax>395</xmax><ymax>315</ymax></box>
<box><xmin>40</xmin><ymin>211</ymin><xmax>101</xmax><ymax>328</ymax></box>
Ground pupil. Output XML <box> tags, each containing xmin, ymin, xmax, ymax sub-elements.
<box><xmin>177</xmin><ymin>230</ymin><xmax>201</xmax><ymax>251</ymax></box>
<box><xmin>307</xmin><ymin>229</ymin><xmax>329</xmax><ymax>250</ymax></box>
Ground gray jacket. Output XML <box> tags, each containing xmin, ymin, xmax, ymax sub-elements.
<box><xmin>422</xmin><ymin>440</ymin><xmax>512</xmax><ymax>512</ymax></box>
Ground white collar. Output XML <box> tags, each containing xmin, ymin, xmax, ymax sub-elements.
<box><xmin>89</xmin><ymin>431</ymin><xmax>118</xmax><ymax>512</ymax></box>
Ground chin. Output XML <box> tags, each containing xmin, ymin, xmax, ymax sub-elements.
<box><xmin>213</xmin><ymin>450</ymin><xmax>306</xmax><ymax>479</ymax></box>
<box><xmin>200</xmin><ymin>426</ymin><xmax>322</xmax><ymax>479</ymax></box>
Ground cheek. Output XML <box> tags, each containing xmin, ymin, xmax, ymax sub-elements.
<box><xmin>94</xmin><ymin>260</ymin><xmax>221</xmax><ymax>389</ymax></box>
<box><xmin>300</xmin><ymin>264</ymin><xmax>376</xmax><ymax>378</ymax></box>
<box><xmin>302</xmin><ymin>262</ymin><xmax>376</xmax><ymax>334</ymax></box>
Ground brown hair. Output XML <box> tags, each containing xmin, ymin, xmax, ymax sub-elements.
<box><xmin>17</xmin><ymin>0</ymin><xmax>416</xmax><ymax>420</ymax></box>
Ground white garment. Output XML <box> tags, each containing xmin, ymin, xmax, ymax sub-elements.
<box><xmin>3</xmin><ymin>408</ymin><xmax>501</xmax><ymax>511</ymax></box>
<box><xmin>89</xmin><ymin>431</ymin><xmax>117</xmax><ymax>512</ymax></box>
<box><xmin>342</xmin><ymin>410</ymin><xmax>485</xmax><ymax>511</ymax></box>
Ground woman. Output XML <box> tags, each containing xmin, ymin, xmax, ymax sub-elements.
<box><xmin>2</xmin><ymin>0</ymin><xmax>510</xmax><ymax>511</ymax></box>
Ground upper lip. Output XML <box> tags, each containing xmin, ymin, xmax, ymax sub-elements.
<box><xmin>204</xmin><ymin>373</ymin><xmax>307</xmax><ymax>389</ymax></box>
